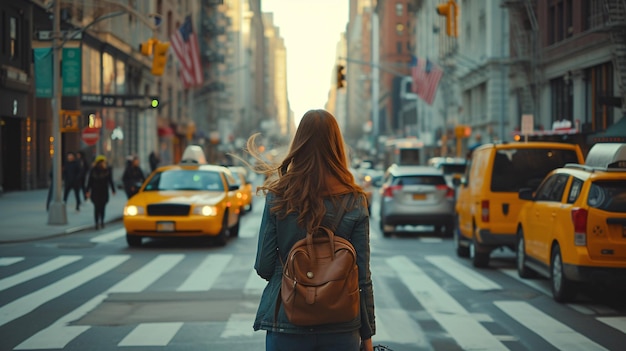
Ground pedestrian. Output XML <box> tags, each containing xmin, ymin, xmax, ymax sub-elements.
<box><xmin>246</xmin><ymin>109</ymin><xmax>376</xmax><ymax>351</ymax></box>
<box><xmin>76</xmin><ymin>151</ymin><xmax>90</xmax><ymax>201</ymax></box>
<box><xmin>149</xmin><ymin>151</ymin><xmax>160</xmax><ymax>172</ymax></box>
<box><xmin>122</xmin><ymin>155</ymin><xmax>146</xmax><ymax>198</ymax></box>
<box><xmin>46</xmin><ymin>169</ymin><xmax>52</xmax><ymax>211</ymax></box>
<box><xmin>85</xmin><ymin>155</ymin><xmax>116</xmax><ymax>230</ymax></box>
<box><xmin>62</xmin><ymin>151</ymin><xmax>82</xmax><ymax>211</ymax></box>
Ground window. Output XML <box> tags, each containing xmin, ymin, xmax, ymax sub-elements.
<box><xmin>547</xmin><ymin>0</ymin><xmax>574</xmax><ymax>44</ymax></box>
<box><xmin>9</xmin><ymin>16</ymin><xmax>17</xmax><ymax>60</ymax></box>
<box><xmin>588</xmin><ymin>180</ymin><xmax>626</xmax><ymax>212</ymax></box>
<box><xmin>583</xmin><ymin>0</ymin><xmax>604</xmax><ymax>31</ymax></box>
<box><xmin>567</xmin><ymin>178</ymin><xmax>583</xmax><ymax>203</ymax></box>
<box><xmin>585</xmin><ymin>62</ymin><xmax>615</xmax><ymax>131</ymax></box>
<box><xmin>550</xmin><ymin>76</ymin><xmax>573</xmax><ymax>125</ymax></box>
<box><xmin>396</xmin><ymin>3</ymin><xmax>403</xmax><ymax>16</ymax></box>
<box><xmin>396</xmin><ymin>41</ymin><xmax>402</xmax><ymax>54</ymax></box>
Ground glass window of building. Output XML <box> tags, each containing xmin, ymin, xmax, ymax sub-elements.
<box><xmin>396</xmin><ymin>3</ymin><xmax>403</xmax><ymax>16</ymax></box>
<box><xmin>82</xmin><ymin>46</ymin><xmax>101</xmax><ymax>94</ymax></box>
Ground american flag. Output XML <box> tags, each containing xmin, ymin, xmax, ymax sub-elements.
<box><xmin>170</xmin><ymin>15</ymin><xmax>203</xmax><ymax>89</ymax></box>
<box><xmin>417</xmin><ymin>59</ymin><xmax>443</xmax><ymax>105</ymax></box>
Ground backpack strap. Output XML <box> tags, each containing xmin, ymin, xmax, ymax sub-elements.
<box><xmin>328</xmin><ymin>194</ymin><xmax>352</xmax><ymax>231</ymax></box>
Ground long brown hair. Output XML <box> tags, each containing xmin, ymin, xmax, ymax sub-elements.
<box><xmin>245</xmin><ymin>109</ymin><xmax>364</xmax><ymax>232</ymax></box>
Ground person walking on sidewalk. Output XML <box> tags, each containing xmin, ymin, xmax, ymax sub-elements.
<box><xmin>62</xmin><ymin>151</ymin><xmax>82</xmax><ymax>211</ymax></box>
<box><xmin>122</xmin><ymin>155</ymin><xmax>145</xmax><ymax>199</ymax></box>
<box><xmin>76</xmin><ymin>151</ymin><xmax>90</xmax><ymax>201</ymax></box>
<box><xmin>85</xmin><ymin>155</ymin><xmax>116</xmax><ymax>230</ymax></box>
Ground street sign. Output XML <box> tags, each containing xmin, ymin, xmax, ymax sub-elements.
<box><xmin>521</xmin><ymin>114</ymin><xmax>534</xmax><ymax>135</ymax></box>
<box><xmin>60</xmin><ymin>110</ymin><xmax>80</xmax><ymax>133</ymax></box>
<box><xmin>80</xmin><ymin>94</ymin><xmax>160</xmax><ymax>109</ymax></box>
<box><xmin>62</xmin><ymin>48</ymin><xmax>81</xmax><ymax>96</ymax></box>
<box><xmin>81</xmin><ymin>127</ymin><xmax>100</xmax><ymax>146</ymax></box>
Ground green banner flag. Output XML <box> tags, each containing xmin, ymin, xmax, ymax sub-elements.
<box><xmin>34</xmin><ymin>48</ymin><xmax>53</xmax><ymax>98</ymax></box>
<box><xmin>62</xmin><ymin>47</ymin><xmax>81</xmax><ymax>96</ymax></box>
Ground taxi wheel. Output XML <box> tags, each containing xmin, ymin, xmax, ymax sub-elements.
<box><xmin>516</xmin><ymin>228</ymin><xmax>536</xmax><ymax>278</ymax></box>
<box><xmin>470</xmin><ymin>230</ymin><xmax>490</xmax><ymax>268</ymax></box>
<box><xmin>230</xmin><ymin>214</ymin><xmax>241</xmax><ymax>237</ymax></box>
<box><xmin>215</xmin><ymin>214</ymin><xmax>229</xmax><ymax>246</ymax></box>
<box><xmin>126</xmin><ymin>234</ymin><xmax>142</xmax><ymax>247</ymax></box>
<box><xmin>455</xmin><ymin>215</ymin><xmax>470</xmax><ymax>257</ymax></box>
<box><xmin>550</xmin><ymin>244</ymin><xmax>577</xmax><ymax>302</ymax></box>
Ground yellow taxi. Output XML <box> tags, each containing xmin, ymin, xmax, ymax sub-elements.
<box><xmin>228</xmin><ymin>166</ymin><xmax>254</xmax><ymax>213</ymax></box>
<box><xmin>516</xmin><ymin>143</ymin><xmax>626</xmax><ymax>302</ymax></box>
<box><xmin>123</xmin><ymin>147</ymin><xmax>242</xmax><ymax>247</ymax></box>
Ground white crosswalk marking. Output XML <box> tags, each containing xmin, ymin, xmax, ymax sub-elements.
<box><xmin>118</xmin><ymin>322</ymin><xmax>183</xmax><ymax>346</ymax></box>
<box><xmin>495</xmin><ymin>301</ymin><xmax>609</xmax><ymax>351</ymax></box>
<box><xmin>0</xmin><ymin>255</ymin><xmax>129</xmax><ymax>328</ymax></box>
<box><xmin>500</xmin><ymin>268</ymin><xmax>552</xmax><ymax>296</ymax></box>
<box><xmin>221</xmin><ymin>313</ymin><xmax>256</xmax><ymax>338</ymax></box>
<box><xmin>0</xmin><ymin>256</ymin><xmax>82</xmax><ymax>292</ymax></box>
<box><xmin>597</xmin><ymin>317</ymin><xmax>626</xmax><ymax>334</ymax></box>
<box><xmin>177</xmin><ymin>254</ymin><xmax>232</xmax><ymax>291</ymax></box>
<box><xmin>0</xmin><ymin>257</ymin><xmax>24</xmax><ymax>266</ymax></box>
<box><xmin>375</xmin><ymin>308</ymin><xmax>430</xmax><ymax>347</ymax></box>
<box><xmin>15</xmin><ymin>254</ymin><xmax>183</xmax><ymax>349</ymax></box>
<box><xmin>91</xmin><ymin>228</ymin><xmax>125</xmax><ymax>243</ymax></box>
<box><xmin>427</xmin><ymin>255</ymin><xmax>502</xmax><ymax>290</ymax></box>
<box><xmin>243</xmin><ymin>269</ymin><xmax>267</xmax><ymax>295</ymax></box>
<box><xmin>387</xmin><ymin>255</ymin><xmax>508</xmax><ymax>350</ymax></box>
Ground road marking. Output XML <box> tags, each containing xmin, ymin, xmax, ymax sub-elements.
<box><xmin>0</xmin><ymin>256</ymin><xmax>82</xmax><ymax>292</ymax></box>
<box><xmin>495</xmin><ymin>301</ymin><xmax>609</xmax><ymax>351</ymax></box>
<box><xmin>0</xmin><ymin>257</ymin><xmax>24</xmax><ymax>266</ymax></box>
<box><xmin>375</xmin><ymin>308</ymin><xmax>430</xmax><ymax>346</ymax></box>
<box><xmin>0</xmin><ymin>255</ymin><xmax>129</xmax><ymax>328</ymax></box>
<box><xmin>500</xmin><ymin>268</ymin><xmax>552</xmax><ymax>296</ymax></box>
<box><xmin>91</xmin><ymin>228</ymin><xmax>125</xmax><ymax>243</ymax></box>
<box><xmin>118</xmin><ymin>322</ymin><xmax>183</xmax><ymax>346</ymax></box>
<box><xmin>177</xmin><ymin>254</ymin><xmax>232</xmax><ymax>291</ymax></box>
<box><xmin>387</xmin><ymin>255</ymin><xmax>508</xmax><ymax>350</ymax></box>
<box><xmin>243</xmin><ymin>269</ymin><xmax>267</xmax><ymax>295</ymax></box>
<box><xmin>15</xmin><ymin>254</ymin><xmax>183</xmax><ymax>349</ymax></box>
<box><xmin>597</xmin><ymin>317</ymin><xmax>626</xmax><ymax>334</ymax></box>
<box><xmin>427</xmin><ymin>255</ymin><xmax>502</xmax><ymax>290</ymax></box>
<box><xmin>221</xmin><ymin>313</ymin><xmax>256</xmax><ymax>338</ymax></box>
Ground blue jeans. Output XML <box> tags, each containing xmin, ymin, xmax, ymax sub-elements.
<box><xmin>266</xmin><ymin>330</ymin><xmax>360</xmax><ymax>351</ymax></box>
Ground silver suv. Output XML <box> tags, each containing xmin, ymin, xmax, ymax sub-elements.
<box><xmin>379</xmin><ymin>165</ymin><xmax>455</xmax><ymax>237</ymax></box>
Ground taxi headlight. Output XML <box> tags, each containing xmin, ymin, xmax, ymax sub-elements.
<box><xmin>364</xmin><ymin>175</ymin><xmax>372</xmax><ymax>182</ymax></box>
<box><xmin>124</xmin><ymin>205</ymin><xmax>145</xmax><ymax>216</ymax></box>
<box><xmin>193</xmin><ymin>205</ymin><xmax>218</xmax><ymax>216</ymax></box>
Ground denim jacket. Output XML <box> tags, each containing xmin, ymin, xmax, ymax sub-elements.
<box><xmin>253</xmin><ymin>192</ymin><xmax>376</xmax><ymax>339</ymax></box>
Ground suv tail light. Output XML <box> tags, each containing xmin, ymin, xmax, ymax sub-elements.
<box><xmin>481</xmin><ymin>200</ymin><xmax>489</xmax><ymax>222</ymax></box>
<box><xmin>571</xmin><ymin>207</ymin><xmax>588</xmax><ymax>246</ymax></box>
<box><xmin>436</xmin><ymin>184</ymin><xmax>455</xmax><ymax>199</ymax></box>
<box><xmin>382</xmin><ymin>185</ymin><xmax>402</xmax><ymax>198</ymax></box>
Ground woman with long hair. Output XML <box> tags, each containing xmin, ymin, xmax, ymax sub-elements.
<box><xmin>85</xmin><ymin>155</ymin><xmax>116</xmax><ymax>229</ymax></box>
<box><xmin>249</xmin><ymin>109</ymin><xmax>375</xmax><ymax>351</ymax></box>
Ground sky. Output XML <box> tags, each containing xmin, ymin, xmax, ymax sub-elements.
<box><xmin>261</xmin><ymin>0</ymin><xmax>349</xmax><ymax>126</ymax></box>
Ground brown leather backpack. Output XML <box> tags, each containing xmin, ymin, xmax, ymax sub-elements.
<box><xmin>279</xmin><ymin>196</ymin><xmax>360</xmax><ymax>326</ymax></box>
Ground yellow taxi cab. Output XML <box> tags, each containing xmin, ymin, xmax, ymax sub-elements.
<box><xmin>455</xmin><ymin>141</ymin><xmax>584</xmax><ymax>267</ymax></box>
<box><xmin>123</xmin><ymin>146</ymin><xmax>242</xmax><ymax>247</ymax></box>
<box><xmin>350</xmin><ymin>168</ymin><xmax>373</xmax><ymax>213</ymax></box>
<box><xmin>516</xmin><ymin>143</ymin><xmax>626</xmax><ymax>302</ymax></box>
<box><xmin>228</xmin><ymin>166</ymin><xmax>254</xmax><ymax>213</ymax></box>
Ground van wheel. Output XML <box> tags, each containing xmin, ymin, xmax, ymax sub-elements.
<box><xmin>455</xmin><ymin>216</ymin><xmax>470</xmax><ymax>257</ymax></box>
<box><xmin>516</xmin><ymin>228</ymin><xmax>536</xmax><ymax>278</ymax></box>
<box><xmin>126</xmin><ymin>234</ymin><xmax>142</xmax><ymax>247</ymax></box>
<box><xmin>551</xmin><ymin>244</ymin><xmax>577</xmax><ymax>302</ymax></box>
<box><xmin>470</xmin><ymin>235</ymin><xmax>490</xmax><ymax>268</ymax></box>
<box><xmin>214</xmin><ymin>213</ymin><xmax>229</xmax><ymax>246</ymax></box>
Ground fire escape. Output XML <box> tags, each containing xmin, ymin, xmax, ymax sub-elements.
<box><xmin>197</xmin><ymin>0</ymin><xmax>226</xmax><ymax>96</ymax></box>
<box><xmin>603</xmin><ymin>0</ymin><xmax>626</xmax><ymax>112</ymax></box>
<box><xmin>501</xmin><ymin>0</ymin><xmax>540</xmax><ymax>126</ymax></box>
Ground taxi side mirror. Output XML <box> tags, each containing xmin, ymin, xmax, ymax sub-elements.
<box><xmin>229</xmin><ymin>185</ymin><xmax>240</xmax><ymax>191</ymax></box>
<box><xmin>518</xmin><ymin>188</ymin><xmax>534</xmax><ymax>201</ymax></box>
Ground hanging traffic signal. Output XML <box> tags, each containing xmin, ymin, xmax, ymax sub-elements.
<box><xmin>151</xmin><ymin>41</ymin><xmax>170</xmax><ymax>76</ymax></box>
<box><xmin>139</xmin><ymin>38</ymin><xmax>156</xmax><ymax>56</ymax></box>
<box><xmin>151</xmin><ymin>98</ymin><xmax>159</xmax><ymax>108</ymax></box>
<box><xmin>336</xmin><ymin>64</ymin><xmax>346</xmax><ymax>89</ymax></box>
<box><xmin>436</xmin><ymin>0</ymin><xmax>459</xmax><ymax>37</ymax></box>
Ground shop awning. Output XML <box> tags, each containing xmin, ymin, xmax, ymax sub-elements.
<box><xmin>588</xmin><ymin>117</ymin><xmax>626</xmax><ymax>143</ymax></box>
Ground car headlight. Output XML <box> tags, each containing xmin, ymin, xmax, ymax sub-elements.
<box><xmin>124</xmin><ymin>205</ymin><xmax>145</xmax><ymax>216</ymax></box>
<box><xmin>364</xmin><ymin>175</ymin><xmax>372</xmax><ymax>182</ymax></box>
<box><xmin>193</xmin><ymin>205</ymin><xmax>218</xmax><ymax>216</ymax></box>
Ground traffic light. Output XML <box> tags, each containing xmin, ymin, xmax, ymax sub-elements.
<box><xmin>336</xmin><ymin>64</ymin><xmax>346</xmax><ymax>89</ymax></box>
<box><xmin>139</xmin><ymin>38</ymin><xmax>156</xmax><ymax>56</ymax></box>
<box><xmin>151</xmin><ymin>98</ymin><xmax>159</xmax><ymax>108</ymax></box>
<box><xmin>151</xmin><ymin>41</ymin><xmax>171</xmax><ymax>76</ymax></box>
<box><xmin>436</xmin><ymin>0</ymin><xmax>459</xmax><ymax>37</ymax></box>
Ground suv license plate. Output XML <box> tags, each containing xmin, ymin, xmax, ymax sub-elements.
<box><xmin>157</xmin><ymin>221</ymin><xmax>175</xmax><ymax>232</ymax></box>
<box><xmin>413</xmin><ymin>194</ymin><xmax>426</xmax><ymax>200</ymax></box>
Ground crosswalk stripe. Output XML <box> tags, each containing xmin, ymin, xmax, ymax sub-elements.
<box><xmin>118</xmin><ymin>322</ymin><xmax>183</xmax><ymax>346</ymax></box>
<box><xmin>0</xmin><ymin>255</ymin><xmax>129</xmax><ymax>328</ymax></box>
<box><xmin>177</xmin><ymin>254</ymin><xmax>232</xmax><ymax>292</ymax></box>
<box><xmin>221</xmin><ymin>313</ymin><xmax>256</xmax><ymax>338</ymax></box>
<box><xmin>91</xmin><ymin>228</ymin><xmax>125</xmax><ymax>243</ymax></box>
<box><xmin>0</xmin><ymin>256</ymin><xmax>82</xmax><ymax>292</ymax></box>
<box><xmin>15</xmin><ymin>254</ymin><xmax>183</xmax><ymax>349</ymax></box>
<box><xmin>387</xmin><ymin>255</ymin><xmax>508</xmax><ymax>350</ymax></box>
<box><xmin>597</xmin><ymin>317</ymin><xmax>626</xmax><ymax>334</ymax></box>
<box><xmin>426</xmin><ymin>255</ymin><xmax>501</xmax><ymax>290</ymax></box>
<box><xmin>243</xmin><ymin>270</ymin><xmax>266</xmax><ymax>295</ymax></box>
<box><xmin>0</xmin><ymin>257</ymin><xmax>24</xmax><ymax>266</ymax></box>
<box><xmin>500</xmin><ymin>268</ymin><xmax>552</xmax><ymax>296</ymax></box>
<box><xmin>495</xmin><ymin>301</ymin><xmax>609</xmax><ymax>351</ymax></box>
<box><xmin>375</xmin><ymin>308</ymin><xmax>429</xmax><ymax>346</ymax></box>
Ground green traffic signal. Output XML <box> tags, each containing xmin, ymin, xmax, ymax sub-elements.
<box><xmin>151</xmin><ymin>99</ymin><xmax>159</xmax><ymax>108</ymax></box>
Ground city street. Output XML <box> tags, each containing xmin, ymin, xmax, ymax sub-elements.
<box><xmin>1</xmin><ymin>192</ymin><xmax>626</xmax><ymax>351</ymax></box>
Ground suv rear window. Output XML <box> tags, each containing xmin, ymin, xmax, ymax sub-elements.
<box><xmin>491</xmin><ymin>148</ymin><xmax>579</xmax><ymax>192</ymax></box>
<box><xmin>587</xmin><ymin>180</ymin><xmax>626</xmax><ymax>213</ymax></box>
<box><xmin>392</xmin><ymin>175</ymin><xmax>446</xmax><ymax>186</ymax></box>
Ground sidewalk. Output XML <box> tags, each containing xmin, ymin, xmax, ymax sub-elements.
<box><xmin>0</xmin><ymin>188</ymin><xmax>128</xmax><ymax>243</ymax></box>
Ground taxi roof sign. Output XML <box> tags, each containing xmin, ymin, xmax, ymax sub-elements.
<box><xmin>585</xmin><ymin>143</ymin><xmax>626</xmax><ymax>169</ymax></box>
<box><xmin>180</xmin><ymin>145</ymin><xmax>207</xmax><ymax>165</ymax></box>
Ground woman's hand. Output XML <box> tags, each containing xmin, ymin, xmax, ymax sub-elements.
<box><xmin>361</xmin><ymin>338</ymin><xmax>373</xmax><ymax>351</ymax></box>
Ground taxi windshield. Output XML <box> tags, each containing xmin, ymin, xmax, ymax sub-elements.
<box><xmin>143</xmin><ymin>170</ymin><xmax>224</xmax><ymax>191</ymax></box>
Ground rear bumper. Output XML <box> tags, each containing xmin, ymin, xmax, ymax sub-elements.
<box><xmin>564</xmin><ymin>264</ymin><xmax>626</xmax><ymax>285</ymax></box>
<box><xmin>124</xmin><ymin>215</ymin><xmax>222</xmax><ymax>236</ymax></box>
<box><xmin>383</xmin><ymin>214</ymin><xmax>453</xmax><ymax>226</ymax></box>
<box><xmin>477</xmin><ymin>229</ymin><xmax>517</xmax><ymax>247</ymax></box>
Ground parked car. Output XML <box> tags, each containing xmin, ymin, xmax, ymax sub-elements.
<box><xmin>350</xmin><ymin>168</ymin><xmax>373</xmax><ymax>213</ymax></box>
<box><xmin>123</xmin><ymin>147</ymin><xmax>243</xmax><ymax>247</ymax></box>
<box><xmin>455</xmin><ymin>142</ymin><xmax>585</xmax><ymax>267</ymax></box>
<box><xmin>434</xmin><ymin>157</ymin><xmax>467</xmax><ymax>188</ymax></box>
<box><xmin>379</xmin><ymin>164</ymin><xmax>455</xmax><ymax>237</ymax></box>
<box><xmin>228</xmin><ymin>166</ymin><xmax>254</xmax><ymax>213</ymax></box>
<box><xmin>516</xmin><ymin>143</ymin><xmax>626</xmax><ymax>302</ymax></box>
